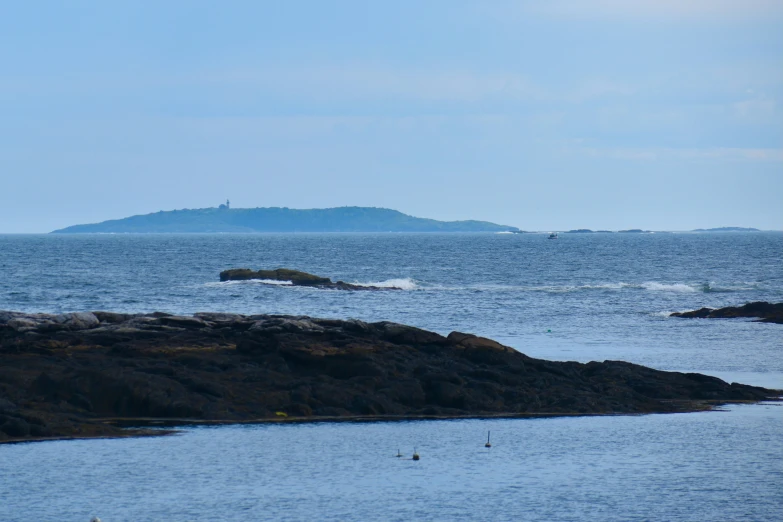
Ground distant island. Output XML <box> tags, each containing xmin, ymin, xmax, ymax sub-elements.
<box><xmin>691</xmin><ymin>227</ymin><xmax>760</xmax><ymax>232</ymax></box>
<box><xmin>51</xmin><ymin>205</ymin><xmax>520</xmax><ymax>234</ymax></box>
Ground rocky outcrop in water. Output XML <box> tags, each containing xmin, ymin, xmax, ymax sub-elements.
<box><xmin>670</xmin><ymin>302</ymin><xmax>783</xmax><ymax>324</ymax></box>
<box><xmin>219</xmin><ymin>268</ymin><xmax>399</xmax><ymax>290</ymax></box>
<box><xmin>0</xmin><ymin>310</ymin><xmax>777</xmax><ymax>443</ymax></box>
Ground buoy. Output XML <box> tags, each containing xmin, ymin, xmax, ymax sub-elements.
<box><xmin>547</xmin><ymin>329</ymin><xmax>551</xmax><ymax>333</ymax></box>
<box><xmin>412</xmin><ymin>448</ymin><xmax>420</xmax><ymax>461</ymax></box>
<box><xmin>396</xmin><ymin>448</ymin><xmax>403</xmax><ymax>458</ymax></box>
<box><xmin>485</xmin><ymin>430</ymin><xmax>492</xmax><ymax>448</ymax></box>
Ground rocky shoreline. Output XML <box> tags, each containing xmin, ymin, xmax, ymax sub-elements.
<box><xmin>670</xmin><ymin>301</ymin><xmax>783</xmax><ymax>324</ymax></box>
<box><xmin>1</xmin><ymin>310</ymin><xmax>778</xmax><ymax>443</ymax></box>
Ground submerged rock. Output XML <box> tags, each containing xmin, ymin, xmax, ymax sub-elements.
<box><xmin>0</xmin><ymin>310</ymin><xmax>778</xmax><ymax>442</ymax></box>
<box><xmin>671</xmin><ymin>302</ymin><xmax>783</xmax><ymax>324</ymax></box>
<box><xmin>219</xmin><ymin>268</ymin><xmax>401</xmax><ymax>290</ymax></box>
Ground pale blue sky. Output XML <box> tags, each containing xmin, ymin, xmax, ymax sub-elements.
<box><xmin>1</xmin><ymin>0</ymin><xmax>781</xmax><ymax>232</ymax></box>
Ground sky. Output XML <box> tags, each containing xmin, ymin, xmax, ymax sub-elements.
<box><xmin>1</xmin><ymin>0</ymin><xmax>781</xmax><ymax>232</ymax></box>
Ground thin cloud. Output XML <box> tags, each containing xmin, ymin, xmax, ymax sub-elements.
<box><xmin>522</xmin><ymin>0</ymin><xmax>783</xmax><ymax>22</ymax></box>
<box><xmin>200</xmin><ymin>64</ymin><xmax>642</xmax><ymax>107</ymax></box>
<box><xmin>733</xmin><ymin>95</ymin><xmax>778</xmax><ymax>122</ymax></box>
<box><xmin>204</xmin><ymin>65</ymin><xmax>550</xmax><ymax>103</ymax></box>
<box><xmin>571</xmin><ymin>146</ymin><xmax>783</xmax><ymax>162</ymax></box>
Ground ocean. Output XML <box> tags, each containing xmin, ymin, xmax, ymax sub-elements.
<box><xmin>1</xmin><ymin>232</ymin><xmax>781</xmax><ymax>521</ymax></box>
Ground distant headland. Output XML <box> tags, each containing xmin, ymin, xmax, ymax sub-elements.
<box><xmin>691</xmin><ymin>227</ymin><xmax>760</xmax><ymax>232</ymax></box>
<box><xmin>561</xmin><ymin>227</ymin><xmax>763</xmax><ymax>234</ymax></box>
<box><xmin>50</xmin><ymin>205</ymin><xmax>519</xmax><ymax>234</ymax></box>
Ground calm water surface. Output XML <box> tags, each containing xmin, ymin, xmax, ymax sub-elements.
<box><xmin>0</xmin><ymin>233</ymin><xmax>781</xmax><ymax>520</ymax></box>
<box><xmin>1</xmin><ymin>406</ymin><xmax>781</xmax><ymax>521</ymax></box>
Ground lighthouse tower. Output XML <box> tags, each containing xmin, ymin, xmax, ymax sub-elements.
<box><xmin>219</xmin><ymin>199</ymin><xmax>230</xmax><ymax>210</ymax></box>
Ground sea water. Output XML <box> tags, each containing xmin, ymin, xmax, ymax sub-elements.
<box><xmin>0</xmin><ymin>232</ymin><xmax>781</xmax><ymax>521</ymax></box>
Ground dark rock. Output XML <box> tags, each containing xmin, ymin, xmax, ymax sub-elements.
<box><xmin>147</xmin><ymin>312</ymin><xmax>174</xmax><ymax>318</ymax></box>
<box><xmin>0</xmin><ymin>308</ymin><xmax>778</xmax><ymax>443</ymax></box>
<box><xmin>29</xmin><ymin>424</ymin><xmax>51</xmax><ymax>437</ymax></box>
<box><xmin>219</xmin><ymin>268</ymin><xmax>402</xmax><ymax>291</ymax></box>
<box><xmin>448</xmin><ymin>332</ymin><xmax>511</xmax><ymax>351</ymax></box>
<box><xmin>375</xmin><ymin>322</ymin><xmax>447</xmax><ymax>345</ymax></box>
<box><xmin>157</xmin><ymin>316</ymin><xmax>208</xmax><ymax>329</ymax></box>
<box><xmin>1</xmin><ymin>416</ymin><xmax>30</xmax><ymax>437</ymax></box>
<box><xmin>0</xmin><ymin>398</ymin><xmax>18</xmax><ymax>413</ymax></box>
<box><xmin>68</xmin><ymin>393</ymin><xmax>94</xmax><ymax>411</ymax></box>
<box><xmin>671</xmin><ymin>302</ymin><xmax>783</xmax><ymax>324</ymax></box>
<box><xmin>93</xmin><ymin>311</ymin><xmax>136</xmax><ymax>324</ymax></box>
<box><xmin>313</xmin><ymin>406</ymin><xmax>351</xmax><ymax>416</ymax></box>
<box><xmin>287</xmin><ymin>403</ymin><xmax>313</xmax><ymax>416</ymax></box>
<box><xmin>193</xmin><ymin>312</ymin><xmax>246</xmax><ymax>324</ymax></box>
<box><xmin>59</xmin><ymin>312</ymin><xmax>100</xmax><ymax>330</ymax></box>
<box><xmin>220</xmin><ymin>268</ymin><xmax>330</xmax><ymax>285</ymax></box>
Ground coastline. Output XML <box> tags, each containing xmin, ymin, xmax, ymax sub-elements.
<box><xmin>5</xmin><ymin>399</ymin><xmax>781</xmax><ymax>445</ymax></box>
<box><xmin>2</xmin><ymin>310</ymin><xmax>779</xmax><ymax>445</ymax></box>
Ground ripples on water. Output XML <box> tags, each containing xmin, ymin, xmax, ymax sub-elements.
<box><xmin>1</xmin><ymin>232</ymin><xmax>781</xmax><ymax>382</ymax></box>
<box><xmin>1</xmin><ymin>233</ymin><xmax>781</xmax><ymax>521</ymax></box>
<box><xmin>1</xmin><ymin>406</ymin><xmax>781</xmax><ymax>521</ymax></box>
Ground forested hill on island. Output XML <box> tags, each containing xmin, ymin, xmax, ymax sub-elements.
<box><xmin>51</xmin><ymin>207</ymin><xmax>520</xmax><ymax>234</ymax></box>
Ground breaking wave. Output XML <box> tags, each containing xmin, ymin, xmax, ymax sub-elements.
<box><xmin>203</xmin><ymin>279</ymin><xmax>758</xmax><ymax>294</ymax></box>
<box><xmin>425</xmin><ymin>281</ymin><xmax>760</xmax><ymax>294</ymax></box>
<box><xmin>638</xmin><ymin>282</ymin><xmax>696</xmax><ymax>293</ymax></box>
<box><xmin>204</xmin><ymin>279</ymin><xmax>293</xmax><ymax>287</ymax></box>
<box><xmin>638</xmin><ymin>281</ymin><xmax>760</xmax><ymax>293</ymax></box>
<box><xmin>352</xmin><ymin>278</ymin><xmax>419</xmax><ymax>290</ymax></box>
<box><xmin>204</xmin><ymin>278</ymin><xmax>419</xmax><ymax>290</ymax></box>
<box><xmin>698</xmin><ymin>282</ymin><xmax>761</xmax><ymax>293</ymax></box>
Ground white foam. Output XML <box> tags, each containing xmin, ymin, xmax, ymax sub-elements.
<box><xmin>430</xmin><ymin>281</ymin><xmax>710</xmax><ymax>294</ymax></box>
<box><xmin>255</xmin><ymin>279</ymin><xmax>295</xmax><ymax>286</ymax></box>
<box><xmin>640</xmin><ymin>282</ymin><xmax>696</xmax><ymax>292</ymax></box>
<box><xmin>204</xmin><ymin>278</ymin><xmax>756</xmax><ymax>294</ymax></box>
<box><xmin>650</xmin><ymin>310</ymin><xmax>683</xmax><ymax>318</ymax></box>
<box><xmin>700</xmin><ymin>281</ymin><xmax>760</xmax><ymax>293</ymax></box>
<box><xmin>204</xmin><ymin>279</ymin><xmax>293</xmax><ymax>287</ymax></box>
<box><xmin>352</xmin><ymin>278</ymin><xmax>419</xmax><ymax>290</ymax></box>
<box><xmin>580</xmin><ymin>283</ymin><xmax>630</xmax><ymax>291</ymax></box>
<box><xmin>521</xmin><ymin>283</ymin><xmax>631</xmax><ymax>293</ymax></box>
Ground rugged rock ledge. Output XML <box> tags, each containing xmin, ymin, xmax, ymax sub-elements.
<box><xmin>670</xmin><ymin>302</ymin><xmax>783</xmax><ymax>324</ymax></box>
<box><xmin>0</xmin><ymin>311</ymin><xmax>777</xmax><ymax>443</ymax></box>
<box><xmin>219</xmin><ymin>268</ymin><xmax>399</xmax><ymax>290</ymax></box>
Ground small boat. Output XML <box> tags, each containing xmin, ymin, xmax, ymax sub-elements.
<box><xmin>548</xmin><ymin>232</ymin><xmax>558</xmax><ymax>239</ymax></box>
